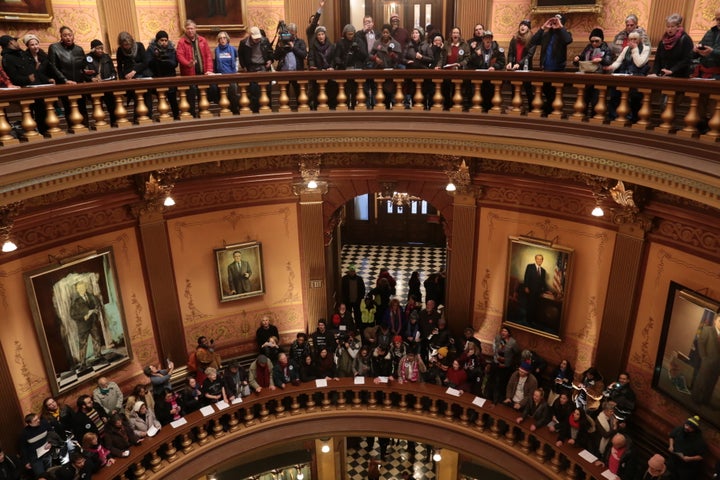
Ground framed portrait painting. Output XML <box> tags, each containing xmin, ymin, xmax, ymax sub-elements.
<box><xmin>531</xmin><ymin>0</ymin><xmax>601</xmax><ymax>14</ymax></box>
<box><xmin>504</xmin><ymin>237</ymin><xmax>573</xmax><ymax>340</ymax></box>
<box><xmin>24</xmin><ymin>248</ymin><xmax>131</xmax><ymax>395</ymax></box>
<box><xmin>0</xmin><ymin>0</ymin><xmax>53</xmax><ymax>23</ymax></box>
<box><xmin>653</xmin><ymin>282</ymin><xmax>720</xmax><ymax>430</ymax></box>
<box><xmin>215</xmin><ymin>241</ymin><xmax>264</xmax><ymax>302</ymax></box>
<box><xmin>177</xmin><ymin>0</ymin><xmax>247</xmax><ymax>32</ymax></box>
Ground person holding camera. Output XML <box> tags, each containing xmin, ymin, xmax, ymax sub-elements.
<box><xmin>274</xmin><ymin>22</ymin><xmax>307</xmax><ymax>107</ymax></box>
<box><xmin>146</xmin><ymin>30</ymin><xmax>179</xmax><ymax>119</ymax></box>
<box><xmin>693</xmin><ymin>8</ymin><xmax>720</xmax><ymax>79</ymax></box>
<box><xmin>530</xmin><ymin>13</ymin><xmax>573</xmax><ymax>115</ymax></box>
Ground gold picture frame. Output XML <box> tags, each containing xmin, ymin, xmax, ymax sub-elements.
<box><xmin>177</xmin><ymin>0</ymin><xmax>247</xmax><ymax>32</ymax></box>
<box><xmin>0</xmin><ymin>0</ymin><xmax>53</xmax><ymax>23</ymax></box>
<box><xmin>530</xmin><ymin>0</ymin><xmax>601</xmax><ymax>15</ymax></box>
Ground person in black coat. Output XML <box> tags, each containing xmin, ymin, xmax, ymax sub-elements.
<box><xmin>530</xmin><ymin>13</ymin><xmax>573</xmax><ymax>115</ymax></box>
<box><xmin>73</xmin><ymin>395</ymin><xmax>108</xmax><ymax>441</ymax></box>
<box><xmin>145</xmin><ymin>30</ymin><xmax>180</xmax><ymax>119</ymax></box>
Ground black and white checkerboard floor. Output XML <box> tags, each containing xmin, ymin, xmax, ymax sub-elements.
<box><xmin>347</xmin><ymin>437</ymin><xmax>436</xmax><ymax>479</ymax></box>
<box><xmin>341</xmin><ymin>244</ymin><xmax>446</xmax><ymax>303</ymax></box>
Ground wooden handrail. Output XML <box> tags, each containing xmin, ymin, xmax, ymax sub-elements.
<box><xmin>95</xmin><ymin>378</ymin><xmax>609</xmax><ymax>480</ymax></box>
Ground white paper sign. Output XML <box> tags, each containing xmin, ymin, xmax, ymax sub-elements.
<box><xmin>472</xmin><ymin>396</ymin><xmax>487</xmax><ymax>407</ymax></box>
<box><xmin>445</xmin><ymin>387</ymin><xmax>461</xmax><ymax>397</ymax></box>
<box><xmin>376</xmin><ymin>376</ymin><xmax>389</xmax><ymax>383</ymax></box>
<box><xmin>147</xmin><ymin>425</ymin><xmax>159</xmax><ymax>437</ymax></box>
<box><xmin>170</xmin><ymin>418</ymin><xmax>188</xmax><ymax>428</ymax></box>
<box><xmin>601</xmin><ymin>470</ymin><xmax>618</xmax><ymax>480</ymax></box>
<box><xmin>232</xmin><ymin>396</ymin><xmax>243</xmax><ymax>405</ymax></box>
<box><xmin>354</xmin><ymin>376</ymin><xmax>365</xmax><ymax>384</ymax></box>
<box><xmin>199</xmin><ymin>405</ymin><xmax>215</xmax><ymax>417</ymax></box>
<box><xmin>315</xmin><ymin>379</ymin><xmax>328</xmax><ymax>388</ymax></box>
<box><xmin>578</xmin><ymin>450</ymin><xmax>598</xmax><ymax>463</ymax></box>
<box><xmin>215</xmin><ymin>400</ymin><xmax>229</xmax><ymax>411</ymax></box>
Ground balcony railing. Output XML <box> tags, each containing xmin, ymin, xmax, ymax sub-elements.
<box><xmin>95</xmin><ymin>378</ymin><xmax>609</xmax><ymax>480</ymax></box>
<box><xmin>0</xmin><ymin>70</ymin><xmax>718</xmax><ymax>146</ymax></box>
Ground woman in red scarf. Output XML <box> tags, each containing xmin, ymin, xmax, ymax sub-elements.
<box><xmin>556</xmin><ymin>407</ymin><xmax>593</xmax><ymax>449</ymax></box>
<box><xmin>649</xmin><ymin>13</ymin><xmax>694</xmax><ymax>77</ymax></box>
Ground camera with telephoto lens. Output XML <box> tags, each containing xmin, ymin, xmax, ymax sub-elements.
<box><xmin>277</xmin><ymin>20</ymin><xmax>293</xmax><ymax>50</ymax></box>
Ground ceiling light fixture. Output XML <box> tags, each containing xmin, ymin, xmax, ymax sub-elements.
<box><xmin>0</xmin><ymin>202</ymin><xmax>22</xmax><ymax>254</ymax></box>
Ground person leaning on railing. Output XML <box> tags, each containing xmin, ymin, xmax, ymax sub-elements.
<box><xmin>604</xmin><ymin>30</ymin><xmax>649</xmax><ymax>123</ymax></box>
<box><xmin>648</xmin><ymin>13</ymin><xmax>693</xmax><ymax>78</ymax></box>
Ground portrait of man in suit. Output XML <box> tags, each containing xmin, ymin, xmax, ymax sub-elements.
<box><xmin>523</xmin><ymin>254</ymin><xmax>549</xmax><ymax>325</ymax></box>
<box><xmin>228</xmin><ymin>250</ymin><xmax>252</xmax><ymax>295</ymax></box>
<box><xmin>69</xmin><ymin>280</ymin><xmax>106</xmax><ymax>368</ymax></box>
<box><xmin>691</xmin><ymin>313</ymin><xmax>720</xmax><ymax>406</ymax></box>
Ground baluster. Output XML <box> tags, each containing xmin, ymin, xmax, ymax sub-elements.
<box><xmin>398</xmin><ymin>393</ymin><xmax>408</xmax><ymax>413</ymax></box>
<box><xmin>19</xmin><ymin>100</ymin><xmax>41</xmax><ymax>141</ymax></box>
<box><xmin>432</xmin><ymin>79</ymin><xmax>443</xmax><ymax>110</ymax></box>
<box><xmin>490</xmin><ymin>80</ymin><xmax>503</xmax><ymax>112</ymax></box>
<box><xmin>0</xmin><ymin>102</ymin><xmax>18</xmax><ymax>145</ymax></box>
<box><xmin>337</xmin><ymin>391</ymin><xmax>347</xmax><ymax>409</ymax></box>
<box><xmin>375</xmin><ymin>77</ymin><xmax>385</xmax><ymax>109</ymax></box>
<box><xmin>429</xmin><ymin>398</ymin><xmax>439</xmax><ymax>417</ymax></box>
<box><xmin>570</xmin><ymin>84</ymin><xmax>586</xmax><ymax>121</ymax></box>
<box><xmin>701</xmin><ymin>93</ymin><xmax>720</xmax><ymax>142</ymax></box>
<box><xmin>177</xmin><ymin>86</ymin><xmax>192</xmax><ymax>118</ymax></box>
<box><xmin>336</xmin><ymin>79</ymin><xmax>348</xmax><ymax>111</ymax></box>
<box><xmin>412</xmin><ymin>78</ymin><xmax>424</xmax><ymax>111</ymax></box>
<box><xmin>119</xmin><ymin>473</ymin><xmax>130</xmax><ymax>480</ymax></box>
<box><xmin>470</xmin><ymin>80</ymin><xmax>482</xmax><ymax>112</ymax></box>
<box><xmin>550</xmin><ymin>450</ymin><xmax>562</xmax><ymax>472</ymax></box>
<box><xmin>535</xmin><ymin>441</ymin><xmax>547</xmax><ymax>463</ymax></box>
<box><xmin>212</xmin><ymin>418</ymin><xmax>225</xmax><ymax>437</ymax></box>
<box><xmin>504</xmin><ymin>425</ymin><xmax>516</xmax><ymax>445</ymax></box>
<box><xmin>196</xmin><ymin>424</ymin><xmax>209</xmax><ymax>445</ymax></box>
<box><xmin>549</xmin><ymin>82</ymin><xmax>564</xmax><ymax>118</ymax></box>
<box><xmin>611</xmin><ymin>86</ymin><xmax>630</xmax><ymax>127</ymax></box>
<box><xmin>278</xmin><ymin>82</ymin><xmax>291</xmax><ymax>112</ymax></box>
<box><xmin>459</xmin><ymin>407</ymin><xmax>469</xmax><ymax>426</ymax></box>
<box><xmin>135</xmin><ymin>88</ymin><xmax>152</xmax><ymax>124</ymax></box>
<box><xmin>317</xmin><ymin>80</ymin><xmax>329</xmax><ymax>111</ymax></box>
<box><xmin>519</xmin><ymin>430</ymin><xmax>531</xmax><ymax>453</ymax></box>
<box><xmin>355</xmin><ymin>82</ymin><xmax>367</xmax><ymax>111</ymax></box>
<box><xmin>44</xmin><ymin>97</ymin><xmax>64</xmax><ymax>137</ymax></box>
<box><xmin>306</xmin><ymin>394</ymin><xmax>316</xmax><ymax>412</ymax></box>
<box><xmin>180</xmin><ymin>433</ymin><xmax>193</xmax><ymax>454</ymax></box>
<box><xmin>490</xmin><ymin>418</ymin><xmax>501</xmax><ymax>438</ymax></box>
<box><xmin>594</xmin><ymin>85</ymin><xmax>608</xmax><ymax>121</ymax></box>
<box><xmin>368</xmin><ymin>391</ymin><xmax>378</xmax><ymax>409</ymax></box>
<box><xmin>382</xmin><ymin>391</ymin><xmax>392</xmax><ymax>410</ymax></box>
<box><xmin>321</xmin><ymin>391</ymin><xmax>331</xmax><ymax>410</ymax></box>
<box><xmin>298</xmin><ymin>81</ymin><xmax>310</xmax><ymax>112</ymax></box>
<box><xmin>259</xmin><ymin>401</ymin><xmax>271</xmax><ymax>421</ymax></box>
<box><xmin>413</xmin><ymin>396</ymin><xmax>423</xmax><ymax>414</ymax></box>
<box><xmin>156</xmin><ymin>88</ymin><xmax>172</xmax><ymax>122</ymax></box>
<box><xmin>678</xmin><ymin>92</ymin><xmax>700</xmax><ymax>138</ymax></box>
<box><xmin>149</xmin><ymin>449</ymin><xmax>164</xmax><ymax>472</ymax></box>
<box><xmin>451</xmin><ymin>79</ymin><xmax>463</xmax><ymax>111</ymax></box>
<box><xmin>198</xmin><ymin>86</ymin><xmax>212</xmax><ymax>118</ymax></box>
<box><xmin>632</xmin><ymin>88</ymin><xmax>653</xmax><ymax>130</ymax></box>
<box><xmin>228</xmin><ymin>411</ymin><xmax>241</xmax><ymax>431</ymax></box>
<box><xmin>114</xmin><ymin>94</ymin><xmax>131</xmax><ymax>127</ymax></box>
<box><xmin>133</xmin><ymin>462</ymin><xmax>147</xmax><ymax>480</ymax></box>
<box><xmin>351</xmin><ymin>390</ymin><xmax>362</xmax><ymax>408</ymax></box>
<box><xmin>290</xmin><ymin>394</ymin><xmax>301</xmax><ymax>415</ymax></box>
<box><xmin>165</xmin><ymin>441</ymin><xmax>178</xmax><ymax>462</ymax></box>
<box><xmin>655</xmin><ymin>90</ymin><xmax>676</xmax><ymax>132</ymax></box>
<box><xmin>443</xmin><ymin>402</ymin><xmax>454</xmax><ymax>421</ymax></box>
<box><xmin>509</xmin><ymin>81</ymin><xmax>523</xmax><ymax>115</ymax></box>
<box><xmin>239</xmin><ymin>84</ymin><xmax>251</xmax><ymax>114</ymax></box>
<box><xmin>217</xmin><ymin>83</ymin><xmax>232</xmax><ymax>116</ymax></box>
<box><xmin>275</xmin><ymin>399</ymin><xmax>287</xmax><ymax>417</ymax></box>
<box><xmin>259</xmin><ymin>81</ymin><xmax>271</xmax><ymax>113</ymax></box>
<box><xmin>67</xmin><ymin>95</ymin><xmax>88</xmax><ymax>133</ymax></box>
<box><xmin>89</xmin><ymin>94</ymin><xmax>109</xmax><ymax>131</ymax></box>
<box><xmin>474</xmin><ymin>412</ymin><xmax>486</xmax><ymax>432</ymax></box>
<box><xmin>528</xmin><ymin>82</ymin><xmax>544</xmax><ymax>116</ymax></box>
<box><xmin>244</xmin><ymin>407</ymin><xmax>256</xmax><ymax>426</ymax></box>
<box><xmin>394</xmin><ymin>78</ymin><xmax>404</xmax><ymax>109</ymax></box>
<box><xmin>565</xmin><ymin>460</ymin><xmax>578</xmax><ymax>480</ymax></box>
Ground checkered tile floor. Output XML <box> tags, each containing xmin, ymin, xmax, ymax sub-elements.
<box><xmin>347</xmin><ymin>437</ymin><xmax>436</xmax><ymax>479</ymax></box>
<box><xmin>341</xmin><ymin>244</ymin><xmax>446</xmax><ymax>303</ymax></box>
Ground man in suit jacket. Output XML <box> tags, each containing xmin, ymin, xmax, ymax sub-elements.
<box><xmin>69</xmin><ymin>281</ymin><xmax>104</xmax><ymax>368</ymax></box>
<box><xmin>523</xmin><ymin>254</ymin><xmax>548</xmax><ymax>325</ymax></box>
<box><xmin>691</xmin><ymin>313</ymin><xmax>720</xmax><ymax>405</ymax></box>
<box><xmin>228</xmin><ymin>250</ymin><xmax>252</xmax><ymax>295</ymax></box>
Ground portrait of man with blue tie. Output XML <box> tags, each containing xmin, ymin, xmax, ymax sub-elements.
<box><xmin>215</xmin><ymin>242</ymin><xmax>265</xmax><ymax>302</ymax></box>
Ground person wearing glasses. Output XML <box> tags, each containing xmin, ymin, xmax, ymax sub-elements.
<box><xmin>611</xmin><ymin>14</ymin><xmax>650</xmax><ymax>56</ymax></box>
<box><xmin>572</xmin><ymin>28</ymin><xmax>613</xmax><ymax>117</ymax></box>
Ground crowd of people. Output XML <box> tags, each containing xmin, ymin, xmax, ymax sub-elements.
<box><xmin>1</xmin><ymin>261</ymin><xmax>718</xmax><ymax>479</ymax></box>
<box><xmin>0</xmin><ymin>7</ymin><xmax>718</xmax><ymax>135</ymax></box>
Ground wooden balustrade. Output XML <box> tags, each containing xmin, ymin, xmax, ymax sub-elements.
<box><xmin>0</xmin><ymin>71</ymin><xmax>717</xmax><ymax>147</ymax></box>
<box><xmin>93</xmin><ymin>378</ymin><xmax>610</xmax><ymax>480</ymax></box>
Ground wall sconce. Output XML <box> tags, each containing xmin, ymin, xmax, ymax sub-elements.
<box><xmin>300</xmin><ymin>155</ymin><xmax>321</xmax><ymax>189</ymax></box>
<box><xmin>319</xmin><ymin>437</ymin><xmax>331</xmax><ymax>453</ymax></box>
<box><xmin>296</xmin><ymin>465</ymin><xmax>305</xmax><ymax>480</ymax></box>
<box><xmin>591</xmin><ymin>200</ymin><xmax>604</xmax><ymax>217</ymax></box>
<box><xmin>0</xmin><ymin>202</ymin><xmax>22</xmax><ymax>253</ymax></box>
<box><xmin>432</xmin><ymin>449</ymin><xmax>442</xmax><ymax>462</ymax></box>
<box><xmin>141</xmin><ymin>168</ymin><xmax>180</xmax><ymax>209</ymax></box>
<box><xmin>444</xmin><ymin>158</ymin><xmax>471</xmax><ymax>194</ymax></box>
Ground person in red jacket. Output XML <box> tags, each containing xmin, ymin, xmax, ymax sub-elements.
<box><xmin>176</xmin><ymin>19</ymin><xmax>214</xmax><ymax>117</ymax></box>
